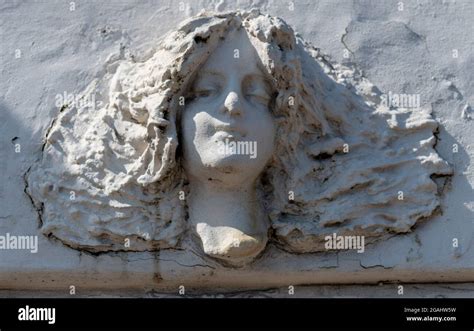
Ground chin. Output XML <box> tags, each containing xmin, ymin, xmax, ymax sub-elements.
<box><xmin>202</xmin><ymin>155</ymin><xmax>264</xmax><ymax>182</ymax></box>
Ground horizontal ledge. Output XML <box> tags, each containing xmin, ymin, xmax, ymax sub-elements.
<box><xmin>1</xmin><ymin>267</ymin><xmax>473</xmax><ymax>292</ymax></box>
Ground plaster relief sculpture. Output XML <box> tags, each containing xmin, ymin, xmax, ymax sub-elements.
<box><xmin>182</xmin><ymin>28</ymin><xmax>275</xmax><ymax>264</ymax></box>
<box><xmin>26</xmin><ymin>10</ymin><xmax>452</xmax><ymax>266</ymax></box>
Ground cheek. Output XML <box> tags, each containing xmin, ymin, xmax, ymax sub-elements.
<box><xmin>182</xmin><ymin>106</ymin><xmax>213</xmax><ymax>145</ymax></box>
<box><xmin>246</xmin><ymin>106</ymin><xmax>276</xmax><ymax>158</ymax></box>
<box><xmin>247</xmin><ymin>106</ymin><xmax>275</xmax><ymax>139</ymax></box>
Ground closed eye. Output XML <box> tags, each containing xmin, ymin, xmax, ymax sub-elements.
<box><xmin>243</xmin><ymin>74</ymin><xmax>273</xmax><ymax>105</ymax></box>
<box><xmin>188</xmin><ymin>88</ymin><xmax>217</xmax><ymax>100</ymax></box>
<box><xmin>246</xmin><ymin>92</ymin><xmax>271</xmax><ymax>104</ymax></box>
<box><xmin>196</xmin><ymin>89</ymin><xmax>213</xmax><ymax>97</ymax></box>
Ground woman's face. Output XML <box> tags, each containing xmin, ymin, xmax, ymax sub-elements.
<box><xmin>182</xmin><ymin>28</ymin><xmax>276</xmax><ymax>186</ymax></box>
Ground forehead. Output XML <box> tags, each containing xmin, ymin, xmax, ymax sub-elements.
<box><xmin>199</xmin><ymin>28</ymin><xmax>265</xmax><ymax>77</ymax></box>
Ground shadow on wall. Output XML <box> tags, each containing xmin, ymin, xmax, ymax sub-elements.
<box><xmin>0</xmin><ymin>98</ymin><xmax>45</xmax><ymax>233</ymax></box>
<box><xmin>427</xmin><ymin>120</ymin><xmax>473</xmax><ymax>235</ymax></box>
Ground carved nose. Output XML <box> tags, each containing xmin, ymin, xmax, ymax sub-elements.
<box><xmin>223</xmin><ymin>91</ymin><xmax>242</xmax><ymax>116</ymax></box>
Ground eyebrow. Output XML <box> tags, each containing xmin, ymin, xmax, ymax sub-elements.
<box><xmin>197</xmin><ymin>70</ymin><xmax>225</xmax><ymax>79</ymax></box>
<box><xmin>195</xmin><ymin>71</ymin><xmax>274</xmax><ymax>91</ymax></box>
